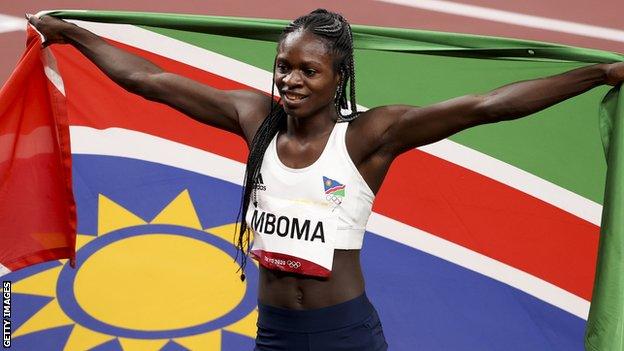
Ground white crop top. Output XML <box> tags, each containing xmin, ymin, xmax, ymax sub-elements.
<box><xmin>245</xmin><ymin>121</ymin><xmax>375</xmax><ymax>277</ymax></box>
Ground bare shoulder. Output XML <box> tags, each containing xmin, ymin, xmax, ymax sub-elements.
<box><xmin>346</xmin><ymin>105</ymin><xmax>413</xmax><ymax>161</ymax></box>
<box><xmin>230</xmin><ymin>90</ymin><xmax>274</xmax><ymax>145</ymax></box>
<box><xmin>349</xmin><ymin>105</ymin><xmax>412</xmax><ymax>133</ymax></box>
<box><xmin>348</xmin><ymin>105</ymin><xmax>414</xmax><ymax>147</ymax></box>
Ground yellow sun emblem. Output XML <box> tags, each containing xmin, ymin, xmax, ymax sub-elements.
<box><xmin>7</xmin><ymin>190</ymin><xmax>258</xmax><ymax>350</ymax></box>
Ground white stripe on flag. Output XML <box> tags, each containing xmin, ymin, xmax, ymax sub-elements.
<box><xmin>69</xmin><ymin>126</ymin><xmax>590</xmax><ymax>319</ymax></box>
<box><xmin>70</xmin><ymin>126</ymin><xmax>246</xmax><ymax>186</ymax></box>
<box><xmin>0</xmin><ymin>263</ymin><xmax>10</xmax><ymax>277</ymax></box>
<box><xmin>41</xmin><ymin>45</ymin><xmax>66</xmax><ymax>95</ymax></box>
<box><xmin>69</xmin><ymin>20</ymin><xmax>274</xmax><ymax>94</ymax></box>
<box><xmin>64</xmin><ymin>20</ymin><xmax>603</xmax><ymax>226</ymax></box>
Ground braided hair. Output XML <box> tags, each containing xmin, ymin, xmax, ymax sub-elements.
<box><xmin>234</xmin><ymin>9</ymin><xmax>359</xmax><ymax>281</ymax></box>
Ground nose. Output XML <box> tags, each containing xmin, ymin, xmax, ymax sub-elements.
<box><xmin>282</xmin><ymin>70</ymin><xmax>302</xmax><ymax>87</ymax></box>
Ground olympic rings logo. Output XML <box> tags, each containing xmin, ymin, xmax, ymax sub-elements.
<box><xmin>326</xmin><ymin>194</ymin><xmax>342</xmax><ymax>205</ymax></box>
<box><xmin>287</xmin><ymin>260</ymin><xmax>301</xmax><ymax>269</ymax></box>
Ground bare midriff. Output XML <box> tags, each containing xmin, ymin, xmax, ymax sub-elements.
<box><xmin>257</xmin><ymin>249</ymin><xmax>365</xmax><ymax>310</ymax></box>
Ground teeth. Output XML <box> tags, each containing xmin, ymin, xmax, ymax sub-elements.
<box><xmin>285</xmin><ymin>93</ymin><xmax>304</xmax><ymax>101</ymax></box>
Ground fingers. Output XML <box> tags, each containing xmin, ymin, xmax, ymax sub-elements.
<box><xmin>604</xmin><ymin>63</ymin><xmax>624</xmax><ymax>86</ymax></box>
<box><xmin>25</xmin><ymin>13</ymin><xmax>38</xmax><ymax>26</ymax></box>
<box><xmin>25</xmin><ymin>14</ymin><xmax>50</xmax><ymax>47</ymax></box>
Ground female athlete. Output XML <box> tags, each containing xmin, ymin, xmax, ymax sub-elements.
<box><xmin>28</xmin><ymin>9</ymin><xmax>623</xmax><ymax>351</ymax></box>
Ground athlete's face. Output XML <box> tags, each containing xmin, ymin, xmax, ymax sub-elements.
<box><xmin>275</xmin><ymin>30</ymin><xmax>340</xmax><ymax>118</ymax></box>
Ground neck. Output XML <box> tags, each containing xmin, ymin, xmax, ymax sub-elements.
<box><xmin>285</xmin><ymin>104</ymin><xmax>338</xmax><ymax>141</ymax></box>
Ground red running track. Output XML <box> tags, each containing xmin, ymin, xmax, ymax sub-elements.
<box><xmin>1</xmin><ymin>0</ymin><xmax>622</xmax><ymax>86</ymax></box>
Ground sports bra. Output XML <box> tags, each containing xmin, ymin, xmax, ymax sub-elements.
<box><xmin>245</xmin><ymin>121</ymin><xmax>375</xmax><ymax>277</ymax></box>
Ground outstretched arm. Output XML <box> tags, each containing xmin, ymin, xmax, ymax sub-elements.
<box><xmin>371</xmin><ymin>62</ymin><xmax>624</xmax><ymax>156</ymax></box>
<box><xmin>27</xmin><ymin>14</ymin><xmax>271</xmax><ymax>143</ymax></box>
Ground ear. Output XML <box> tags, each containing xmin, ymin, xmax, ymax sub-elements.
<box><xmin>335</xmin><ymin>67</ymin><xmax>345</xmax><ymax>88</ymax></box>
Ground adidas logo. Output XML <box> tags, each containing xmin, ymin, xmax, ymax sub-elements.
<box><xmin>254</xmin><ymin>173</ymin><xmax>266</xmax><ymax>191</ymax></box>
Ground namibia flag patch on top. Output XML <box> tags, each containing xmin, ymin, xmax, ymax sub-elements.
<box><xmin>323</xmin><ymin>176</ymin><xmax>346</xmax><ymax>198</ymax></box>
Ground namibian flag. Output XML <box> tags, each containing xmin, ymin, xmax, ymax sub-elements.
<box><xmin>323</xmin><ymin>176</ymin><xmax>345</xmax><ymax>197</ymax></box>
<box><xmin>0</xmin><ymin>10</ymin><xmax>623</xmax><ymax>351</ymax></box>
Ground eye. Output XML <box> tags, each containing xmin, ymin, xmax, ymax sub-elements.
<box><xmin>304</xmin><ymin>69</ymin><xmax>317</xmax><ymax>77</ymax></box>
<box><xmin>276</xmin><ymin>63</ymin><xmax>289</xmax><ymax>74</ymax></box>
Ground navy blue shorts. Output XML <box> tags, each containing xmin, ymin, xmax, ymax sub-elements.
<box><xmin>254</xmin><ymin>293</ymin><xmax>388</xmax><ymax>351</ymax></box>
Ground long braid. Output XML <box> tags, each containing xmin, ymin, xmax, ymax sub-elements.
<box><xmin>233</xmin><ymin>59</ymin><xmax>285</xmax><ymax>281</ymax></box>
<box><xmin>343</xmin><ymin>22</ymin><xmax>359</xmax><ymax>121</ymax></box>
<box><xmin>234</xmin><ymin>9</ymin><xmax>359</xmax><ymax>280</ymax></box>
<box><xmin>308</xmin><ymin>10</ymin><xmax>358</xmax><ymax>120</ymax></box>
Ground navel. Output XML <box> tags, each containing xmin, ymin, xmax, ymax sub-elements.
<box><xmin>295</xmin><ymin>288</ymin><xmax>304</xmax><ymax>305</ymax></box>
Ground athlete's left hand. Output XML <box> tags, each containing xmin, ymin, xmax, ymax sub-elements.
<box><xmin>606</xmin><ymin>62</ymin><xmax>624</xmax><ymax>86</ymax></box>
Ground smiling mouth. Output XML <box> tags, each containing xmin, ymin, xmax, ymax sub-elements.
<box><xmin>282</xmin><ymin>92</ymin><xmax>308</xmax><ymax>102</ymax></box>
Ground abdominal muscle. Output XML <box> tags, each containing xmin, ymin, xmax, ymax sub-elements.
<box><xmin>257</xmin><ymin>249</ymin><xmax>365</xmax><ymax>310</ymax></box>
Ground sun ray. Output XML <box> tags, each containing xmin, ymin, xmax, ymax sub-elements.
<box><xmin>150</xmin><ymin>190</ymin><xmax>202</xmax><ymax>229</ymax></box>
<box><xmin>56</xmin><ymin>233</ymin><xmax>95</xmax><ymax>267</ymax></box>
<box><xmin>175</xmin><ymin>330</ymin><xmax>221</xmax><ymax>350</ymax></box>
<box><xmin>75</xmin><ymin>233</ymin><xmax>97</xmax><ymax>251</ymax></box>
<box><xmin>13</xmin><ymin>299</ymin><xmax>73</xmax><ymax>337</ymax></box>
<box><xmin>62</xmin><ymin>323</ymin><xmax>114</xmax><ymax>351</ymax></box>
<box><xmin>12</xmin><ymin>266</ymin><xmax>62</xmax><ymax>297</ymax></box>
<box><xmin>223</xmin><ymin>308</ymin><xmax>258</xmax><ymax>338</ymax></box>
<box><xmin>54</xmin><ymin>234</ymin><xmax>96</xmax><ymax>271</ymax></box>
<box><xmin>98</xmin><ymin>194</ymin><xmax>147</xmax><ymax>235</ymax></box>
<box><xmin>118</xmin><ymin>337</ymin><xmax>169</xmax><ymax>351</ymax></box>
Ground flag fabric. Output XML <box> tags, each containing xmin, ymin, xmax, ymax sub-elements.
<box><xmin>0</xmin><ymin>10</ymin><xmax>622</xmax><ymax>350</ymax></box>
<box><xmin>585</xmin><ymin>86</ymin><xmax>624</xmax><ymax>351</ymax></box>
<box><xmin>0</xmin><ymin>26</ymin><xmax>75</xmax><ymax>275</ymax></box>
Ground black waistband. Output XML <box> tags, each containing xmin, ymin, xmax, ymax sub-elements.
<box><xmin>257</xmin><ymin>293</ymin><xmax>373</xmax><ymax>333</ymax></box>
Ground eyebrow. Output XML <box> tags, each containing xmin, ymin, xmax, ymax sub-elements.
<box><xmin>276</xmin><ymin>56</ymin><xmax>324</xmax><ymax>67</ymax></box>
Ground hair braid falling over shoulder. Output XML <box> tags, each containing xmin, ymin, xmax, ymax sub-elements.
<box><xmin>234</xmin><ymin>9</ymin><xmax>359</xmax><ymax>281</ymax></box>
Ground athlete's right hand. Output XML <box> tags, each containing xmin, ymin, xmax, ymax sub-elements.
<box><xmin>26</xmin><ymin>14</ymin><xmax>73</xmax><ymax>46</ymax></box>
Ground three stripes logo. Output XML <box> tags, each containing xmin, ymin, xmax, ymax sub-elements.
<box><xmin>254</xmin><ymin>173</ymin><xmax>266</xmax><ymax>191</ymax></box>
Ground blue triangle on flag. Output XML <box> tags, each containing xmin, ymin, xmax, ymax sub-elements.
<box><xmin>221</xmin><ymin>330</ymin><xmax>255</xmax><ymax>351</ymax></box>
<box><xmin>11</xmin><ymin>293</ymin><xmax>54</xmax><ymax>330</ymax></box>
<box><xmin>160</xmin><ymin>340</ymin><xmax>190</xmax><ymax>351</ymax></box>
<box><xmin>12</xmin><ymin>325</ymin><xmax>74</xmax><ymax>351</ymax></box>
<box><xmin>89</xmin><ymin>338</ymin><xmax>123</xmax><ymax>351</ymax></box>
